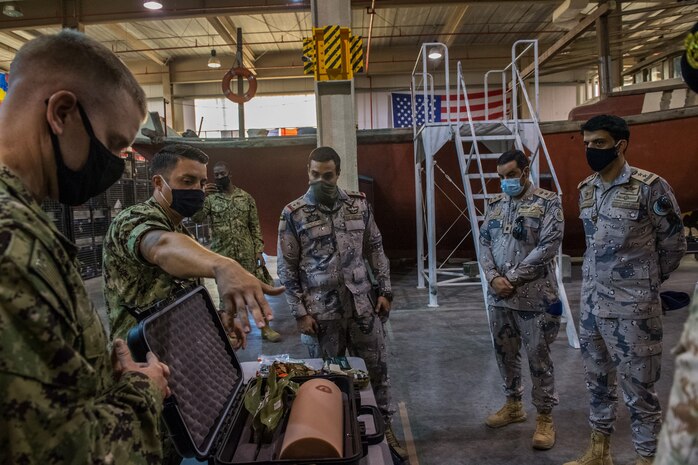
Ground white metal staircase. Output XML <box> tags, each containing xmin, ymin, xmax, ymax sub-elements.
<box><xmin>412</xmin><ymin>41</ymin><xmax>579</xmax><ymax>348</ymax></box>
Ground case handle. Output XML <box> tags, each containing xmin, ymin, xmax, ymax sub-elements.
<box><xmin>359</xmin><ymin>405</ymin><xmax>385</xmax><ymax>446</ymax></box>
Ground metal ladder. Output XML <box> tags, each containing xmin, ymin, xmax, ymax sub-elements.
<box><xmin>412</xmin><ymin>41</ymin><xmax>579</xmax><ymax>348</ymax></box>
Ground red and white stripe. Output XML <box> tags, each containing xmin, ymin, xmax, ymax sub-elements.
<box><xmin>440</xmin><ymin>89</ymin><xmax>507</xmax><ymax>121</ymax></box>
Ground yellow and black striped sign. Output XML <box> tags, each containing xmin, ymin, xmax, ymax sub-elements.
<box><xmin>302</xmin><ymin>37</ymin><xmax>315</xmax><ymax>75</ymax></box>
<box><xmin>323</xmin><ymin>25</ymin><xmax>342</xmax><ymax>70</ymax></box>
<box><xmin>349</xmin><ymin>35</ymin><xmax>364</xmax><ymax>74</ymax></box>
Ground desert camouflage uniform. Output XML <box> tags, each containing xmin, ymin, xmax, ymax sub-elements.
<box><xmin>0</xmin><ymin>164</ymin><xmax>164</xmax><ymax>464</ymax></box>
<box><xmin>578</xmin><ymin>163</ymin><xmax>686</xmax><ymax>457</ymax></box>
<box><xmin>277</xmin><ymin>187</ymin><xmax>393</xmax><ymax>419</ymax></box>
<box><xmin>654</xmin><ymin>284</ymin><xmax>698</xmax><ymax>465</ymax></box>
<box><xmin>192</xmin><ymin>186</ymin><xmax>272</xmax><ymax>285</ymax></box>
<box><xmin>479</xmin><ymin>183</ymin><xmax>564</xmax><ymax>413</ymax></box>
<box><xmin>103</xmin><ymin>197</ymin><xmax>200</xmax><ymax>342</ymax></box>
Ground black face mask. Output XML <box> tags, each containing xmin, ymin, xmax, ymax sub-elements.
<box><xmin>49</xmin><ymin>102</ymin><xmax>125</xmax><ymax>206</ymax></box>
<box><xmin>159</xmin><ymin>177</ymin><xmax>206</xmax><ymax>217</ymax></box>
<box><xmin>309</xmin><ymin>179</ymin><xmax>338</xmax><ymax>208</ymax></box>
<box><xmin>586</xmin><ymin>144</ymin><xmax>619</xmax><ymax>172</ymax></box>
<box><xmin>216</xmin><ymin>176</ymin><xmax>231</xmax><ymax>190</ymax></box>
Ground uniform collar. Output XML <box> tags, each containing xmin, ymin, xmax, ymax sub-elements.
<box><xmin>146</xmin><ymin>196</ymin><xmax>179</xmax><ymax>230</ymax></box>
<box><xmin>0</xmin><ymin>163</ymin><xmax>77</xmax><ymax>257</ymax></box>
<box><xmin>592</xmin><ymin>162</ymin><xmax>631</xmax><ymax>190</ymax></box>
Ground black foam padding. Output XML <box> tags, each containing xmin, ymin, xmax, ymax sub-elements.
<box><xmin>145</xmin><ymin>292</ymin><xmax>239</xmax><ymax>450</ymax></box>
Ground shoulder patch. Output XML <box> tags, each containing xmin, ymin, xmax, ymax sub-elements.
<box><xmin>488</xmin><ymin>193</ymin><xmax>504</xmax><ymax>204</ymax></box>
<box><xmin>285</xmin><ymin>198</ymin><xmax>307</xmax><ymax>213</ymax></box>
<box><xmin>534</xmin><ymin>188</ymin><xmax>558</xmax><ymax>201</ymax></box>
<box><xmin>630</xmin><ymin>167</ymin><xmax>659</xmax><ymax>185</ymax></box>
<box><xmin>346</xmin><ymin>190</ymin><xmax>366</xmax><ymax>199</ymax></box>
<box><xmin>0</xmin><ymin>228</ymin><xmax>32</xmax><ymax>266</ymax></box>
<box><xmin>577</xmin><ymin>173</ymin><xmax>597</xmax><ymax>189</ymax></box>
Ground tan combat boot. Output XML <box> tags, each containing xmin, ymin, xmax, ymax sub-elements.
<box><xmin>485</xmin><ymin>398</ymin><xmax>527</xmax><ymax>428</ymax></box>
<box><xmin>531</xmin><ymin>413</ymin><xmax>555</xmax><ymax>450</ymax></box>
<box><xmin>261</xmin><ymin>325</ymin><xmax>281</xmax><ymax>342</ymax></box>
<box><xmin>384</xmin><ymin>424</ymin><xmax>409</xmax><ymax>463</ymax></box>
<box><xmin>563</xmin><ymin>430</ymin><xmax>613</xmax><ymax>465</ymax></box>
<box><xmin>635</xmin><ymin>455</ymin><xmax>653</xmax><ymax>465</ymax></box>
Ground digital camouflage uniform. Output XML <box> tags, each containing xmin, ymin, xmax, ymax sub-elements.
<box><xmin>654</xmin><ymin>284</ymin><xmax>698</xmax><ymax>465</ymax></box>
<box><xmin>578</xmin><ymin>163</ymin><xmax>686</xmax><ymax>457</ymax></box>
<box><xmin>192</xmin><ymin>186</ymin><xmax>272</xmax><ymax>285</ymax></box>
<box><xmin>277</xmin><ymin>187</ymin><xmax>393</xmax><ymax>419</ymax></box>
<box><xmin>103</xmin><ymin>196</ymin><xmax>200</xmax><ymax>465</ymax></box>
<box><xmin>103</xmin><ymin>197</ymin><xmax>200</xmax><ymax>342</ymax></box>
<box><xmin>479</xmin><ymin>183</ymin><xmax>564</xmax><ymax>413</ymax></box>
<box><xmin>0</xmin><ymin>164</ymin><xmax>164</xmax><ymax>464</ymax></box>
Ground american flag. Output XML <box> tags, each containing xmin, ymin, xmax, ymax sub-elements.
<box><xmin>391</xmin><ymin>89</ymin><xmax>507</xmax><ymax>128</ymax></box>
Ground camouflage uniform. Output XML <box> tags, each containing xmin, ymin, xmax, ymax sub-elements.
<box><xmin>192</xmin><ymin>186</ymin><xmax>272</xmax><ymax>285</ymax></box>
<box><xmin>479</xmin><ymin>183</ymin><xmax>564</xmax><ymax>413</ymax></box>
<box><xmin>103</xmin><ymin>196</ymin><xmax>200</xmax><ymax>465</ymax></box>
<box><xmin>277</xmin><ymin>187</ymin><xmax>393</xmax><ymax>419</ymax></box>
<box><xmin>655</xmin><ymin>284</ymin><xmax>698</xmax><ymax>465</ymax></box>
<box><xmin>103</xmin><ymin>197</ymin><xmax>200</xmax><ymax>342</ymax></box>
<box><xmin>578</xmin><ymin>163</ymin><xmax>686</xmax><ymax>457</ymax></box>
<box><xmin>0</xmin><ymin>165</ymin><xmax>164</xmax><ymax>464</ymax></box>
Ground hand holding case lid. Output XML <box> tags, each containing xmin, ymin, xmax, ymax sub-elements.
<box><xmin>127</xmin><ymin>286</ymin><xmax>384</xmax><ymax>464</ymax></box>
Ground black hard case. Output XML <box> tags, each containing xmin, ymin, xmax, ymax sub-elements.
<box><xmin>127</xmin><ymin>286</ymin><xmax>383</xmax><ymax>464</ymax></box>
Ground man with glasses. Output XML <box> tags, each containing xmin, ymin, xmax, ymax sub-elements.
<box><xmin>479</xmin><ymin>149</ymin><xmax>565</xmax><ymax>451</ymax></box>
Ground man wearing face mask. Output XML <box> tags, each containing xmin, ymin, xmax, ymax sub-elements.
<box><xmin>192</xmin><ymin>161</ymin><xmax>281</xmax><ymax>342</ymax></box>
<box><xmin>276</xmin><ymin>146</ymin><xmax>407</xmax><ymax>458</ymax></box>
<box><xmin>104</xmin><ymin>143</ymin><xmax>283</xmax><ymax>345</ymax></box>
<box><xmin>564</xmin><ymin>115</ymin><xmax>686</xmax><ymax>465</ymax></box>
<box><xmin>478</xmin><ymin>149</ymin><xmax>564</xmax><ymax>451</ymax></box>
<box><xmin>0</xmin><ymin>31</ymin><xmax>171</xmax><ymax>464</ymax></box>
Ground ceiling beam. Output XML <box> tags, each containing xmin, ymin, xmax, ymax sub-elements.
<box><xmin>219</xmin><ymin>16</ymin><xmax>256</xmax><ymax>68</ymax></box>
<box><xmin>439</xmin><ymin>6</ymin><xmax>470</xmax><ymax>49</ymax></box>
<box><xmin>103</xmin><ymin>23</ymin><xmax>166</xmax><ymax>66</ymax></box>
<box><xmin>521</xmin><ymin>1</ymin><xmax>612</xmax><ymax>77</ymax></box>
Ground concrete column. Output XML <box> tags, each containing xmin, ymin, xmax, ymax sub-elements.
<box><xmin>162</xmin><ymin>63</ymin><xmax>174</xmax><ymax>135</ymax></box>
<box><xmin>595</xmin><ymin>1</ymin><xmax>613</xmax><ymax>97</ymax></box>
<box><xmin>311</xmin><ymin>0</ymin><xmax>358</xmax><ymax>191</ymax></box>
<box><xmin>608</xmin><ymin>12</ymin><xmax>623</xmax><ymax>90</ymax></box>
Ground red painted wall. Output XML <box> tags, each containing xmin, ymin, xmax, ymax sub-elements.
<box><xmin>135</xmin><ymin>115</ymin><xmax>698</xmax><ymax>258</ymax></box>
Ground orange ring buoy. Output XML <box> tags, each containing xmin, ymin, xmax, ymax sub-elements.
<box><xmin>222</xmin><ymin>67</ymin><xmax>257</xmax><ymax>104</ymax></box>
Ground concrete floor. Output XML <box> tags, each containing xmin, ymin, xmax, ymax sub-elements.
<box><xmin>85</xmin><ymin>256</ymin><xmax>698</xmax><ymax>465</ymax></box>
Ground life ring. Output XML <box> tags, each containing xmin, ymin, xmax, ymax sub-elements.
<box><xmin>222</xmin><ymin>67</ymin><xmax>257</xmax><ymax>104</ymax></box>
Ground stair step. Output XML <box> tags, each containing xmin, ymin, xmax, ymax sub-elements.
<box><xmin>472</xmin><ymin>194</ymin><xmax>493</xmax><ymax>200</ymax></box>
<box><xmin>470</xmin><ymin>153</ymin><xmax>503</xmax><ymax>160</ymax></box>
<box><xmin>460</xmin><ymin>135</ymin><xmax>517</xmax><ymax>141</ymax></box>
<box><xmin>467</xmin><ymin>173</ymin><xmax>499</xmax><ymax>179</ymax></box>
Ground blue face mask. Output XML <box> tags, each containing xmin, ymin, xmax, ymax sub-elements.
<box><xmin>501</xmin><ymin>175</ymin><xmax>525</xmax><ymax>197</ymax></box>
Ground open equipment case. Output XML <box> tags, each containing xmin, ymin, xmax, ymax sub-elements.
<box><xmin>127</xmin><ymin>286</ymin><xmax>384</xmax><ymax>464</ymax></box>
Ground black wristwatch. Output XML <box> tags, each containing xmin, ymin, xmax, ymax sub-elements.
<box><xmin>378</xmin><ymin>291</ymin><xmax>394</xmax><ymax>303</ymax></box>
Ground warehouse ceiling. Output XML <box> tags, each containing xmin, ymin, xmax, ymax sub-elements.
<box><xmin>0</xmin><ymin>0</ymin><xmax>695</xmax><ymax>85</ymax></box>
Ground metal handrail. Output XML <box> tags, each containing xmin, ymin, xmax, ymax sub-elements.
<box><xmin>410</xmin><ymin>42</ymin><xmax>449</xmax><ymax>129</ymax></box>
<box><xmin>457</xmin><ymin>61</ymin><xmax>488</xmax><ymax>198</ymax></box>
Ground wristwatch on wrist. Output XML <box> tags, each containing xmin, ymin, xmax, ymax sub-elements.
<box><xmin>378</xmin><ymin>291</ymin><xmax>394</xmax><ymax>303</ymax></box>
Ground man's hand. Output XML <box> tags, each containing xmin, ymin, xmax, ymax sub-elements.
<box><xmin>219</xmin><ymin>312</ymin><xmax>248</xmax><ymax>350</ymax></box>
<box><xmin>204</xmin><ymin>182</ymin><xmax>219</xmax><ymax>195</ymax></box>
<box><xmin>215</xmin><ymin>258</ymin><xmax>285</xmax><ymax>332</ymax></box>
<box><xmin>297</xmin><ymin>314</ymin><xmax>318</xmax><ymax>335</ymax></box>
<box><xmin>374</xmin><ymin>296</ymin><xmax>391</xmax><ymax>319</ymax></box>
<box><xmin>256</xmin><ymin>252</ymin><xmax>266</xmax><ymax>267</ymax></box>
<box><xmin>111</xmin><ymin>339</ymin><xmax>171</xmax><ymax>398</ymax></box>
<box><xmin>491</xmin><ymin>277</ymin><xmax>515</xmax><ymax>298</ymax></box>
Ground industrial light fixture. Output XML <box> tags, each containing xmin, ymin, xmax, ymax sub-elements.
<box><xmin>428</xmin><ymin>48</ymin><xmax>443</xmax><ymax>60</ymax></box>
<box><xmin>208</xmin><ymin>49</ymin><xmax>221</xmax><ymax>69</ymax></box>
<box><xmin>2</xmin><ymin>3</ymin><xmax>23</xmax><ymax>18</ymax></box>
<box><xmin>143</xmin><ymin>1</ymin><xmax>163</xmax><ymax>10</ymax></box>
